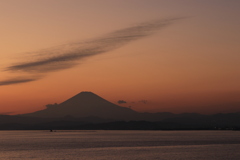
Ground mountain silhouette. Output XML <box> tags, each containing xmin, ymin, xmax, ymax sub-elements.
<box><xmin>18</xmin><ymin>91</ymin><xmax>240</xmax><ymax>130</ymax></box>
<box><xmin>23</xmin><ymin>91</ymin><xmax>139</xmax><ymax>120</ymax></box>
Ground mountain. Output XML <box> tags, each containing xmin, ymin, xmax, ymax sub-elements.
<box><xmin>9</xmin><ymin>91</ymin><xmax>239</xmax><ymax>130</ymax></box>
<box><xmin>22</xmin><ymin>91</ymin><xmax>139</xmax><ymax>120</ymax></box>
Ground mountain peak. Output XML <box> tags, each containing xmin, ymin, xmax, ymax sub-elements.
<box><xmin>23</xmin><ymin>91</ymin><xmax>138</xmax><ymax>120</ymax></box>
<box><xmin>80</xmin><ymin>91</ymin><xmax>94</xmax><ymax>94</ymax></box>
<box><xmin>64</xmin><ymin>91</ymin><xmax>105</xmax><ymax>104</ymax></box>
<box><xmin>77</xmin><ymin>91</ymin><xmax>99</xmax><ymax>97</ymax></box>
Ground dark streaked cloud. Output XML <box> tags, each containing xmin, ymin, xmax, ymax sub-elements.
<box><xmin>1</xmin><ymin>18</ymin><xmax>182</xmax><ymax>86</ymax></box>
<box><xmin>0</xmin><ymin>77</ymin><xmax>38</xmax><ymax>86</ymax></box>
<box><xmin>118</xmin><ymin>100</ymin><xmax>127</xmax><ymax>104</ymax></box>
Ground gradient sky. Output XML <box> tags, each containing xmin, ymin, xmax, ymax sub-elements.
<box><xmin>0</xmin><ymin>0</ymin><xmax>240</xmax><ymax>115</ymax></box>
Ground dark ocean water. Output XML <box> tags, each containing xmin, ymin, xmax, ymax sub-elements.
<box><xmin>0</xmin><ymin>130</ymin><xmax>240</xmax><ymax>160</ymax></box>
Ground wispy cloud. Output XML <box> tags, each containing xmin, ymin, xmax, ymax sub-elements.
<box><xmin>118</xmin><ymin>100</ymin><xmax>127</xmax><ymax>104</ymax></box>
<box><xmin>0</xmin><ymin>77</ymin><xmax>38</xmax><ymax>86</ymax></box>
<box><xmin>0</xmin><ymin>18</ymin><xmax>182</xmax><ymax>86</ymax></box>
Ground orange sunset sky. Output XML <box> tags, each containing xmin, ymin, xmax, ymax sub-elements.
<box><xmin>0</xmin><ymin>0</ymin><xmax>240</xmax><ymax>115</ymax></box>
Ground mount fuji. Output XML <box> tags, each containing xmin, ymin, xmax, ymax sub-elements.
<box><xmin>23</xmin><ymin>91</ymin><xmax>140</xmax><ymax>120</ymax></box>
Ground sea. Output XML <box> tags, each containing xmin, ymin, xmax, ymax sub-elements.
<box><xmin>0</xmin><ymin>130</ymin><xmax>240</xmax><ymax>160</ymax></box>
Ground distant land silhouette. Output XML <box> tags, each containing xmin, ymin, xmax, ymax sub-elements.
<box><xmin>22</xmin><ymin>92</ymin><xmax>139</xmax><ymax>120</ymax></box>
<box><xmin>1</xmin><ymin>91</ymin><xmax>240</xmax><ymax>130</ymax></box>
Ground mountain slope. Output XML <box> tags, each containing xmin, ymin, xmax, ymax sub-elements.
<box><xmin>23</xmin><ymin>91</ymin><xmax>139</xmax><ymax>120</ymax></box>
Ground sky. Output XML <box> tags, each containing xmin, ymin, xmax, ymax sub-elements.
<box><xmin>0</xmin><ymin>0</ymin><xmax>240</xmax><ymax>115</ymax></box>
